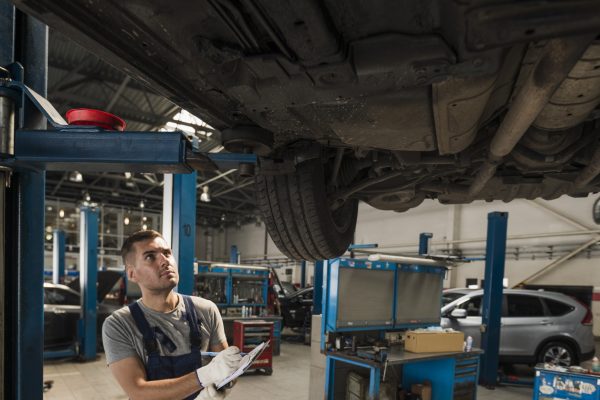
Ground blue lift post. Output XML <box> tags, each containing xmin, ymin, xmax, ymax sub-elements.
<box><xmin>1</xmin><ymin>8</ymin><xmax>47</xmax><ymax>399</ymax></box>
<box><xmin>230</xmin><ymin>245</ymin><xmax>239</xmax><ymax>264</ymax></box>
<box><xmin>313</xmin><ymin>260</ymin><xmax>324</xmax><ymax>315</ymax></box>
<box><xmin>172</xmin><ymin>172</ymin><xmax>197</xmax><ymax>295</ymax></box>
<box><xmin>79</xmin><ymin>207</ymin><xmax>99</xmax><ymax>361</ymax></box>
<box><xmin>419</xmin><ymin>232</ymin><xmax>433</xmax><ymax>255</ymax></box>
<box><xmin>479</xmin><ymin>212</ymin><xmax>509</xmax><ymax>388</ymax></box>
<box><xmin>52</xmin><ymin>229</ymin><xmax>65</xmax><ymax>284</ymax></box>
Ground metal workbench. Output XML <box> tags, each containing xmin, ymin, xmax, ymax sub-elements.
<box><xmin>325</xmin><ymin>348</ymin><xmax>482</xmax><ymax>400</ymax></box>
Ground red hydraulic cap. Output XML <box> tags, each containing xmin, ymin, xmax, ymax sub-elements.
<box><xmin>66</xmin><ymin>108</ymin><xmax>126</xmax><ymax>131</ymax></box>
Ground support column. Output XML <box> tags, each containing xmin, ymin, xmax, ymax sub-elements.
<box><xmin>52</xmin><ymin>229</ymin><xmax>65</xmax><ymax>284</ymax></box>
<box><xmin>300</xmin><ymin>260</ymin><xmax>306</xmax><ymax>288</ymax></box>
<box><xmin>313</xmin><ymin>260</ymin><xmax>324</xmax><ymax>315</ymax></box>
<box><xmin>163</xmin><ymin>173</ymin><xmax>197</xmax><ymax>295</ymax></box>
<box><xmin>445</xmin><ymin>204</ymin><xmax>461</xmax><ymax>288</ymax></box>
<box><xmin>230</xmin><ymin>245</ymin><xmax>239</xmax><ymax>264</ymax></box>
<box><xmin>117</xmin><ymin>207</ymin><xmax>124</xmax><ymax>252</ymax></box>
<box><xmin>79</xmin><ymin>207</ymin><xmax>98</xmax><ymax>361</ymax></box>
<box><xmin>0</xmin><ymin>4</ymin><xmax>14</xmax><ymax>398</ymax></box>
<box><xmin>479</xmin><ymin>212</ymin><xmax>508</xmax><ymax>388</ymax></box>
<box><xmin>418</xmin><ymin>232</ymin><xmax>433</xmax><ymax>255</ymax></box>
<box><xmin>3</xmin><ymin>9</ymin><xmax>47</xmax><ymax>400</ymax></box>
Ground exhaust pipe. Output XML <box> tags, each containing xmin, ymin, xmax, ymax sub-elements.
<box><xmin>467</xmin><ymin>35</ymin><xmax>596</xmax><ymax>197</ymax></box>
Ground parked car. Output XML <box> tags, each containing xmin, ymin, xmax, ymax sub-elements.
<box><xmin>271</xmin><ymin>279</ymin><xmax>313</xmax><ymax>330</ymax></box>
<box><xmin>14</xmin><ymin>1</ymin><xmax>600</xmax><ymax>261</ymax></box>
<box><xmin>44</xmin><ymin>271</ymin><xmax>123</xmax><ymax>351</ymax></box>
<box><xmin>442</xmin><ymin>288</ymin><xmax>475</xmax><ymax>306</ymax></box>
<box><xmin>441</xmin><ymin>289</ymin><xmax>595</xmax><ymax>366</ymax></box>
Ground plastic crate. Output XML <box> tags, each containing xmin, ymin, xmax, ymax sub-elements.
<box><xmin>534</xmin><ymin>367</ymin><xmax>600</xmax><ymax>400</ymax></box>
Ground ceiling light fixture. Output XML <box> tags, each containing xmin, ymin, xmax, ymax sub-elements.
<box><xmin>200</xmin><ymin>186</ymin><xmax>211</xmax><ymax>202</ymax></box>
<box><xmin>124</xmin><ymin>217</ymin><xmax>130</xmax><ymax>225</ymax></box>
<box><xmin>139</xmin><ymin>200</ymin><xmax>145</xmax><ymax>209</ymax></box>
<box><xmin>59</xmin><ymin>209</ymin><xmax>65</xmax><ymax>218</ymax></box>
<box><xmin>69</xmin><ymin>171</ymin><xmax>83</xmax><ymax>182</ymax></box>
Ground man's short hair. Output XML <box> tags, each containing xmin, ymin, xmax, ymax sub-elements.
<box><xmin>121</xmin><ymin>229</ymin><xmax>163</xmax><ymax>266</ymax></box>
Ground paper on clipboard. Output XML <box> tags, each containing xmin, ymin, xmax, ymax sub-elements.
<box><xmin>216</xmin><ymin>341</ymin><xmax>270</xmax><ymax>390</ymax></box>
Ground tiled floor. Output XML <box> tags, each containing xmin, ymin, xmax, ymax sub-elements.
<box><xmin>43</xmin><ymin>339</ymin><xmax>600</xmax><ymax>399</ymax></box>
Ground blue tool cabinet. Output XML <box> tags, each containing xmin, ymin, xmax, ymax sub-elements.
<box><xmin>322</xmin><ymin>257</ymin><xmax>480</xmax><ymax>399</ymax></box>
<box><xmin>533</xmin><ymin>367</ymin><xmax>600</xmax><ymax>400</ymax></box>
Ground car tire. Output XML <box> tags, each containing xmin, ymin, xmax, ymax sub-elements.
<box><xmin>537</xmin><ymin>341</ymin><xmax>577</xmax><ymax>367</ymax></box>
<box><xmin>256</xmin><ymin>158</ymin><xmax>358</xmax><ymax>261</ymax></box>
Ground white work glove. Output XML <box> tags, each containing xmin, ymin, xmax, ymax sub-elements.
<box><xmin>195</xmin><ymin>383</ymin><xmax>227</xmax><ymax>400</ymax></box>
<box><xmin>196</xmin><ymin>347</ymin><xmax>242</xmax><ymax>388</ymax></box>
<box><xmin>213</xmin><ymin>346</ymin><xmax>242</xmax><ymax>370</ymax></box>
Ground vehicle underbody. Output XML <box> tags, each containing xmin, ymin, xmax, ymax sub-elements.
<box><xmin>13</xmin><ymin>0</ymin><xmax>600</xmax><ymax>260</ymax></box>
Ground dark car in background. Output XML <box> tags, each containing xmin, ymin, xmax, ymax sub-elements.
<box><xmin>272</xmin><ymin>280</ymin><xmax>313</xmax><ymax>330</ymax></box>
<box><xmin>44</xmin><ymin>271</ymin><xmax>123</xmax><ymax>351</ymax></box>
<box><xmin>441</xmin><ymin>289</ymin><xmax>595</xmax><ymax>367</ymax></box>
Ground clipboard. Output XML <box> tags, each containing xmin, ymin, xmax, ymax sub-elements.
<box><xmin>215</xmin><ymin>340</ymin><xmax>270</xmax><ymax>390</ymax></box>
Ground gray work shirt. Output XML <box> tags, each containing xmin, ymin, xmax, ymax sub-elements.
<box><xmin>102</xmin><ymin>294</ymin><xmax>227</xmax><ymax>365</ymax></box>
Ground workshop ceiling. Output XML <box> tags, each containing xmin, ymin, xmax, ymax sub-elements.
<box><xmin>46</xmin><ymin>29</ymin><xmax>258</xmax><ymax>228</ymax></box>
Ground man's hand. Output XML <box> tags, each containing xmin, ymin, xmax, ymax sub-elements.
<box><xmin>212</xmin><ymin>346</ymin><xmax>242</xmax><ymax>371</ymax></box>
<box><xmin>196</xmin><ymin>347</ymin><xmax>242</xmax><ymax>388</ymax></box>
<box><xmin>195</xmin><ymin>383</ymin><xmax>227</xmax><ymax>400</ymax></box>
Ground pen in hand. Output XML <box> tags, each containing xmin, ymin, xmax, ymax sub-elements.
<box><xmin>203</xmin><ymin>351</ymin><xmax>247</xmax><ymax>357</ymax></box>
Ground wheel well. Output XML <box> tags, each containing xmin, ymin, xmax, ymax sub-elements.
<box><xmin>535</xmin><ymin>336</ymin><xmax>581</xmax><ymax>363</ymax></box>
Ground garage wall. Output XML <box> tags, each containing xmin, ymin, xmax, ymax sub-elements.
<box><xmin>208</xmin><ymin>195</ymin><xmax>600</xmax><ymax>288</ymax></box>
<box><xmin>207</xmin><ymin>195</ymin><xmax>600</xmax><ymax>317</ymax></box>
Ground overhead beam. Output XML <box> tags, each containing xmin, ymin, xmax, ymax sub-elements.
<box><xmin>515</xmin><ymin>237</ymin><xmax>600</xmax><ymax>286</ymax></box>
<box><xmin>105</xmin><ymin>75</ymin><xmax>131</xmax><ymax>112</ymax></box>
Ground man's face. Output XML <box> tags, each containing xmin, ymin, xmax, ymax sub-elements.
<box><xmin>127</xmin><ymin>237</ymin><xmax>179</xmax><ymax>292</ymax></box>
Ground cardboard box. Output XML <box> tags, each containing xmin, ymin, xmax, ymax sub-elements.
<box><xmin>411</xmin><ymin>381</ymin><xmax>432</xmax><ymax>400</ymax></box>
<box><xmin>405</xmin><ymin>330</ymin><xmax>464</xmax><ymax>353</ymax></box>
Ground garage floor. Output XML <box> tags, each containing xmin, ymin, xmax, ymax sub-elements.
<box><xmin>43</xmin><ymin>340</ymin><xmax>600</xmax><ymax>400</ymax></box>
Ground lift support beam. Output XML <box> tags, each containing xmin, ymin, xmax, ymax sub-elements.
<box><xmin>79</xmin><ymin>207</ymin><xmax>99</xmax><ymax>360</ymax></box>
<box><xmin>479</xmin><ymin>212</ymin><xmax>509</xmax><ymax>387</ymax></box>
<box><xmin>1</xmin><ymin>8</ymin><xmax>47</xmax><ymax>400</ymax></box>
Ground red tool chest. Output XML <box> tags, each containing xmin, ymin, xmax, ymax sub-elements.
<box><xmin>233</xmin><ymin>320</ymin><xmax>273</xmax><ymax>375</ymax></box>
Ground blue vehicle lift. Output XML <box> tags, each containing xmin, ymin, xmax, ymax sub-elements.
<box><xmin>78</xmin><ymin>207</ymin><xmax>99</xmax><ymax>361</ymax></box>
<box><xmin>52</xmin><ymin>229</ymin><xmax>65</xmax><ymax>284</ymax></box>
<box><xmin>171</xmin><ymin>172</ymin><xmax>198</xmax><ymax>296</ymax></box>
<box><xmin>480</xmin><ymin>212</ymin><xmax>509</xmax><ymax>388</ymax></box>
<box><xmin>313</xmin><ymin>260</ymin><xmax>324</xmax><ymax>315</ymax></box>
<box><xmin>419</xmin><ymin>232</ymin><xmax>433</xmax><ymax>255</ymax></box>
<box><xmin>0</xmin><ymin>4</ymin><xmax>256</xmax><ymax>398</ymax></box>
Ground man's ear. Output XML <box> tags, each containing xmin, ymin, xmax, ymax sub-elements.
<box><xmin>126</xmin><ymin>265</ymin><xmax>136</xmax><ymax>282</ymax></box>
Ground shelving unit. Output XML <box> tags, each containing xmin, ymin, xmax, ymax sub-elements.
<box><xmin>194</xmin><ymin>263</ymin><xmax>269</xmax><ymax>309</ymax></box>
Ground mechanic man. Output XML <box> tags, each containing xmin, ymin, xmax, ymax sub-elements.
<box><xmin>102</xmin><ymin>229</ymin><xmax>241</xmax><ymax>400</ymax></box>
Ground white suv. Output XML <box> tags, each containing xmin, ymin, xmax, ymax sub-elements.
<box><xmin>441</xmin><ymin>289</ymin><xmax>595</xmax><ymax>366</ymax></box>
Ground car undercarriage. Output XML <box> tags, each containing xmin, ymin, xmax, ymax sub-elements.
<box><xmin>13</xmin><ymin>0</ymin><xmax>600</xmax><ymax>260</ymax></box>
